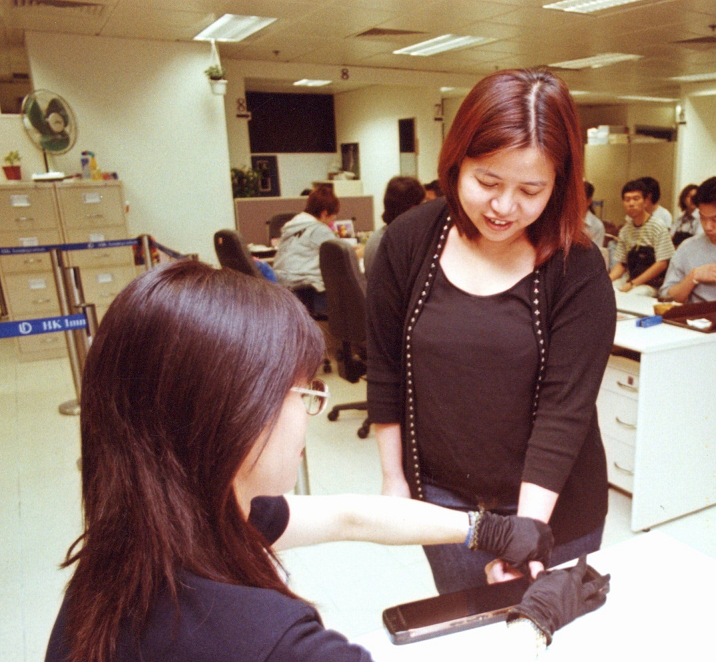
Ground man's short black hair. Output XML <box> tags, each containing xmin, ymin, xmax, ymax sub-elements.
<box><xmin>622</xmin><ymin>179</ymin><xmax>649</xmax><ymax>199</ymax></box>
<box><xmin>639</xmin><ymin>176</ymin><xmax>661</xmax><ymax>204</ymax></box>
<box><xmin>693</xmin><ymin>176</ymin><xmax>716</xmax><ymax>207</ymax></box>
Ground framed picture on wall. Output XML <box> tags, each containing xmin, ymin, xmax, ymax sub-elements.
<box><xmin>341</xmin><ymin>143</ymin><xmax>360</xmax><ymax>180</ymax></box>
<box><xmin>251</xmin><ymin>155</ymin><xmax>281</xmax><ymax>197</ymax></box>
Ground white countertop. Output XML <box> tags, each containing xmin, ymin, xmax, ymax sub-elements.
<box><xmin>613</xmin><ymin>317</ymin><xmax>716</xmax><ymax>353</ymax></box>
<box><xmin>357</xmin><ymin>531</ymin><xmax>716</xmax><ymax>660</ymax></box>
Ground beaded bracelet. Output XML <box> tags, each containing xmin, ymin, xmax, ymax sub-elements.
<box><xmin>464</xmin><ymin>505</ymin><xmax>485</xmax><ymax>551</ymax></box>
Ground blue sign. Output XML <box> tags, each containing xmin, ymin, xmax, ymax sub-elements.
<box><xmin>0</xmin><ymin>238</ymin><xmax>139</xmax><ymax>256</ymax></box>
<box><xmin>0</xmin><ymin>314</ymin><xmax>87</xmax><ymax>339</ymax></box>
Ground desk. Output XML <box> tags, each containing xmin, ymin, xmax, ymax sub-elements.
<box><xmin>357</xmin><ymin>531</ymin><xmax>716</xmax><ymax>660</ymax></box>
<box><xmin>599</xmin><ymin>315</ymin><xmax>716</xmax><ymax>531</ymax></box>
<box><xmin>613</xmin><ymin>290</ymin><xmax>658</xmax><ymax>317</ymax></box>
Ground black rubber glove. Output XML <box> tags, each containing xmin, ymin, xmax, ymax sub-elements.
<box><xmin>506</xmin><ymin>554</ymin><xmax>610</xmax><ymax>645</ymax></box>
<box><xmin>477</xmin><ymin>511</ymin><xmax>553</xmax><ymax>571</ymax></box>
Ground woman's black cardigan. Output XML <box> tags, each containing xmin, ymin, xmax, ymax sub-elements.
<box><xmin>366</xmin><ymin>199</ymin><xmax>616</xmax><ymax>545</ymax></box>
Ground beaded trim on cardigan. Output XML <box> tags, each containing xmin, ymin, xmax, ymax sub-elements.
<box><xmin>403</xmin><ymin>217</ymin><xmax>546</xmax><ymax>501</ymax></box>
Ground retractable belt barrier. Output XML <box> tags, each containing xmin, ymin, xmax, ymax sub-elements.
<box><xmin>1</xmin><ymin>235</ymin><xmax>191</xmax><ymax>415</ymax></box>
<box><xmin>0</xmin><ymin>313</ymin><xmax>87</xmax><ymax>339</ymax></box>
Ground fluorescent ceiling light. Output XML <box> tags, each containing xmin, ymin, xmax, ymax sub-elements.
<box><xmin>670</xmin><ymin>72</ymin><xmax>716</xmax><ymax>83</ymax></box>
<box><xmin>194</xmin><ymin>14</ymin><xmax>276</xmax><ymax>42</ymax></box>
<box><xmin>549</xmin><ymin>53</ymin><xmax>642</xmax><ymax>69</ymax></box>
<box><xmin>293</xmin><ymin>79</ymin><xmax>332</xmax><ymax>87</ymax></box>
<box><xmin>543</xmin><ymin>0</ymin><xmax>643</xmax><ymax>13</ymax></box>
<box><xmin>394</xmin><ymin>34</ymin><xmax>495</xmax><ymax>56</ymax></box>
<box><xmin>619</xmin><ymin>95</ymin><xmax>677</xmax><ymax>102</ymax></box>
<box><xmin>440</xmin><ymin>86</ymin><xmax>455</xmax><ymax>92</ymax></box>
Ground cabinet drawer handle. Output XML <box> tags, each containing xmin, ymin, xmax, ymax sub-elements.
<box><xmin>97</xmin><ymin>253</ymin><xmax>111</xmax><ymax>258</ymax></box>
<box><xmin>99</xmin><ymin>292</ymin><xmax>117</xmax><ymax>298</ymax></box>
<box><xmin>14</xmin><ymin>216</ymin><xmax>35</xmax><ymax>222</ymax></box>
<box><xmin>616</xmin><ymin>379</ymin><xmax>638</xmax><ymax>392</ymax></box>
<box><xmin>84</xmin><ymin>213</ymin><xmax>105</xmax><ymax>219</ymax></box>
<box><xmin>24</xmin><ymin>257</ymin><xmax>42</xmax><ymax>264</ymax></box>
<box><xmin>42</xmin><ymin>336</ymin><xmax>59</xmax><ymax>344</ymax></box>
<box><xmin>615</xmin><ymin>416</ymin><xmax>636</xmax><ymax>430</ymax></box>
<box><xmin>32</xmin><ymin>297</ymin><xmax>51</xmax><ymax>304</ymax></box>
<box><xmin>614</xmin><ymin>461</ymin><xmax>634</xmax><ymax>476</ymax></box>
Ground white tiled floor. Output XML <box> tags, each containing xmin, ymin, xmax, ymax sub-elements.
<box><xmin>2</xmin><ymin>341</ymin><xmax>715</xmax><ymax>661</ymax></box>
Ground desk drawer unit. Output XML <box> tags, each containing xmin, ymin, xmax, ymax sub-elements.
<box><xmin>602</xmin><ymin>434</ymin><xmax>635</xmax><ymax>493</ymax></box>
<box><xmin>79</xmin><ymin>265</ymin><xmax>136</xmax><ymax>307</ymax></box>
<box><xmin>64</xmin><ymin>226</ymin><xmax>135</xmax><ymax>268</ymax></box>
<box><xmin>0</xmin><ymin>185</ymin><xmax>59</xmax><ymax>233</ymax></box>
<box><xmin>56</xmin><ymin>183</ymin><xmax>125</xmax><ymax>229</ymax></box>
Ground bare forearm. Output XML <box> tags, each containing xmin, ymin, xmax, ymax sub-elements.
<box><xmin>375</xmin><ymin>423</ymin><xmax>410</xmax><ymax>496</ymax></box>
<box><xmin>277</xmin><ymin>494</ymin><xmax>468</xmax><ymax>550</ymax></box>
<box><xmin>668</xmin><ymin>270</ymin><xmax>697</xmax><ymax>303</ymax></box>
<box><xmin>609</xmin><ymin>263</ymin><xmax>625</xmax><ymax>281</ymax></box>
<box><xmin>517</xmin><ymin>482</ymin><xmax>559</xmax><ymax>523</ymax></box>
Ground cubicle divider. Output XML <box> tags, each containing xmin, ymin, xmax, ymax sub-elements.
<box><xmin>0</xmin><ymin>234</ymin><xmax>192</xmax><ymax>415</ymax></box>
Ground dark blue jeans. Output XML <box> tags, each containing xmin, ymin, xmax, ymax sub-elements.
<box><xmin>422</xmin><ymin>482</ymin><xmax>605</xmax><ymax>594</ymax></box>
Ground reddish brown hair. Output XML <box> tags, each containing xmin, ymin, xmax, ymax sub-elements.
<box><xmin>305</xmin><ymin>183</ymin><xmax>340</xmax><ymax>218</ymax></box>
<box><xmin>438</xmin><ymin>68</ymin><xmax>589</xmax><ymax>265</ymax></box>
<box><xmin>62</xmin><ymin>260</ymin><xmax>324</xmax><ymax>662</ymax></box>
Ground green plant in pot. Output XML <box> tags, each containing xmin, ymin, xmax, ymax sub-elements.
<box><xmin>205</xmin><ymin>65</ymin><xmax>228</xmax><ymax>95</ymax></box>
<box><xmin>231</xmin><ymin>165</ymin><xmax>265</xmax><ymax>198</ymax></box>
<box><xmin>3</xmin><ymin>151</ymin><xmax>21</xmax><ymax>180</ymax></box>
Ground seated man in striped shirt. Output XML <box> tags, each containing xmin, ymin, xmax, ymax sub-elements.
<box><xmin>609</xmin><ymin>179</ymin><xmax>675</xmax><ymax>297</ymax></box>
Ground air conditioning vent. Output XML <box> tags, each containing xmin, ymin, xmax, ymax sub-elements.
<box><xmin>11</xmin><ymin>0</ymin><xmax>106</xmax><ymax>16</ymax></box>
<box><xmin>355</xmin><ymin>28</ymin><xmax>425</xmax><ymax>38</ymax></box>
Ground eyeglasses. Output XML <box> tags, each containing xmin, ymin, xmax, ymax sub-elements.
<box><xmin>291</xmin><ymin>379</ymin><xmax>330</xmax><ymax>416</ymax></box>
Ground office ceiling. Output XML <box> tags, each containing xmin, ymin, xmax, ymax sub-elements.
<box><xmin>0</xmin><ymin>0</ymin><xmax>715</xmax><ymax>103</ymax></box>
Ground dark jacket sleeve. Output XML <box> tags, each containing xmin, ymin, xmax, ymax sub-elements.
<box><xmin>268</xmin><ymin>611</ymin><xmax>373</xmax><ymax>662</ymax></box>
<box><xmin>522</xmin><ymin>245</ymin><xmax>616</xmax><ymax>493</ymax></box>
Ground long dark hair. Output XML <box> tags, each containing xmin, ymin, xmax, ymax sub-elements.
<box><xmin>438</xmin><ymin>68</ymin><xmax>589</xmax><ymax>265</ymax></box>
<box><xmin>62</xmin><ymin>260</ymin><xmax>324</xmax><ymax>662</ymax></box>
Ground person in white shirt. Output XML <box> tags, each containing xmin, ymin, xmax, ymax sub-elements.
<box><xmin>639</xmin><ymin>176</ymin><xmax>672</xmax><ymax>228</ymax></box>
<box><xmin>583</xmin><ymin>181</ymin><xmax>605</xmax><ymax>247</ymax></box>
<box><xmin>670</xmin><ymin>183</ymin><xmax>702</xmax><ymax>247</ymax></box>
<box><xmin>661</xmin><ymin>176</ymin><xmax>716</xmax><ymax>303</ymax></box>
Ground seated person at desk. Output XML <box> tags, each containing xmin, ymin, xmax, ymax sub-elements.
<box><xmin>584</xmin><ymin>181</ymin><xmax>605</xmax><ymax>247</ymax></box>
<box><xmin>670</xmin><ymin>183</ymin><xmax>702</xmax><ymax>247</ymax></box>
<box><xmin>45</xmin><ymin>261</ymin><xmax>609</xmax><ymax>662</ymax></box>
<box><xmin>639</xmin><ymin>176</ymin><xmax>672</xmax><ymax>229</ymax></box>
<box><xmin>660</xmin><ymin>176</ymin><xmax>716</xmax><ymax>304</ymax></box>
<box><xmin>273</xmin><ymin>184</ymin><xmax>338</xmax><ymax>313</ymax></box>
<box><xmin>609</xmin><ymin>179</ymin><xmax>675</xmax><ymax>296</ymax></box>
<box><xmin>363</xmin><ymin>176</ymin><xmax>425</xmax><ymax>277</ymax></box>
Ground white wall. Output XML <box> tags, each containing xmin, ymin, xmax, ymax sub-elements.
<box><xmin>25</xmin><ymin>31</ymin><xmax>235</xmax><ymax>263</ymax></box>
<box><xmin>677</xmin><ymin>93</ymin><xmax>716</xmax><ymax>192</ymax></box>
<box><xmin>334</xmin><ymin>85</ymin><xmax>443</xmax><ymax>228</ymax></box>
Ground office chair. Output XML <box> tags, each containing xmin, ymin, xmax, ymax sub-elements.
<box><xmin>319</xmin><ymin>239</ymin><xmax>370</xmax><ymax>438</ymax></box>
<box><xmin>214</xmin><ymin>230</ymin><xmax>261</xmax><ymax>277</ymax></box>
<box><xmin>266</xmin><ymin>212</ymin><xmax>296</xmax><ymax>247</ymax></box>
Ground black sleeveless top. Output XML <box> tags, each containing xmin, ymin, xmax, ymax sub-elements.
<box><xmin>412</xmin><ymin>265</ymin><xmax>538</xmax><ymax>505</ymax></box>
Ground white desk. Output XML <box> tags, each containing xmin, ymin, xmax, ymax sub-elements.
<box><xmin>613</xmin><ymin>290</ymin><xmax>658</xmax><ymax>317</ymax></box>
<box><xmin>599</xmin><ymin>314</ymin><xmax>716</xmax><ymax>531</ymax></box>
<box><xmin>357</xmin><ymin>532</ymin><xmax>716</xmax><ymax>660</ymax></box>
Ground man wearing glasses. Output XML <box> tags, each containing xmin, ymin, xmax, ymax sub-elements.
<box><xmin>661</xmin><ymin>176</ymin><xmax>716</xmax><ymax>304</ymax></box>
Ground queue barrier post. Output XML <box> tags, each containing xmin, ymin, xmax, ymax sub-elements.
<box><xmin>49</xmin><ymin>249</ymin><xmax>84</xmax><ymax>416</ymax></box>
<box><xmin>140</xmin><ymin>234</ymin><xmax>153</xmax><ymax>272</ymax></box>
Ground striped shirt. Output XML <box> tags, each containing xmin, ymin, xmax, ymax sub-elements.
<box><xmin>614</xmin><ymin>216</ymin><xmax>675</xmax><ymax>266</ymax></box>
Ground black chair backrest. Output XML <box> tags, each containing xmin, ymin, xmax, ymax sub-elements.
<box><xmin>214</xmin><ymin>229</ymin><xmax>261</xmax><ymax>277</ymax></box>
<box><xmin>319</xmin><ymin>240</ymin><xmax>366</xmax><ymax>345</ymax></box>
<box><xmin>267</xmin><ymin>212</ymin><xmax>296</xmax><ymax>246</ymax></box>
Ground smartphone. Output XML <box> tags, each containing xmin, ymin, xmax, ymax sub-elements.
<box><xmin>383</xmin><ymin>564</ymin><xmax>606</xmax><ymax>645</ymax></box>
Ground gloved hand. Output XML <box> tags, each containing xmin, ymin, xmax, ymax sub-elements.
<box><xmin>476</xmin><ymin>511</ymin><xmax>553</xmax><ymax>571</ymax></box>
<box><xmin>506</xmin><ymin>554</ymin><xmax>610</xmax><ymax>645</ymax></box>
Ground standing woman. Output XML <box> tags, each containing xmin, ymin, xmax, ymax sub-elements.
<box><xmin>367</xmin><ymin>68</ymin><xmax>616</xmax><ymax>594</ymax></box>
<box><xmin>46</xmin><ymin>261</ymin><xmax>606</xmax><ymax>662</ymax></box>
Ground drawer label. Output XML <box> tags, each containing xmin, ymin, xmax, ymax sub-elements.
<box><xmin>10</xmin><ymin>194</ymin><xmax>30</xmax><ymax>207</ymax></box>
<box><xmin>28</xmin><ymin>277</ymin><xmax>47</xmax><ymax>290</ymax></box>
<box><xmin>96</xmin><ymin>272</ymin><xmax>114</xmax><ymax>284</ymax></box>
<box><xmin>19</xmin><ymin>236</ymin><xmax>39</xmax><ymax>247</ymax></box>
<box><xmin>82</xmin><ymin>192</ymin><xmax>102</xmax><ymax>204</ymax></box>
<box><xmin>89</xmin><ymin>233</ymin><xmax>106</xmax><ymax>242</ymax></box>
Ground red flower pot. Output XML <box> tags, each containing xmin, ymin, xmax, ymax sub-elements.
<box><xmin>3</xmin><ymin>165</ymin><xmax>21</xmax><ymax>180</ymax></box>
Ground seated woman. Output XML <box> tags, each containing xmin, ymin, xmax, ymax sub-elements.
<box><xmin>45</xmin><ymin>261</ymin><xmax>608</xmax><ymax>662</ymax></box>
<box><xmin>273</xmin><ymin>184</ymin><xmax>339</xmax><ymax>315</ymax></box>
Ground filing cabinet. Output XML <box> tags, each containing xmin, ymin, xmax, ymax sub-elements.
<box><xmin>0</xmin><ymin>180</ymin><xmax>136</xmax><ymax>361</ymax></box>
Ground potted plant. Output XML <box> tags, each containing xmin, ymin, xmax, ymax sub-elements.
<box><xmin>205</xmin><ymin>65</ymin><xmax>228</xmax><ymax>95</ymax></box>
<box><xmin>231</xmin><ymin>165</ymin><xmax>264</xmax><ymax>198</ymax></box>
<box><xmin>3</xmin><ymin>151</ymin><xmax>21</xmax><ymax>180</ymax></box>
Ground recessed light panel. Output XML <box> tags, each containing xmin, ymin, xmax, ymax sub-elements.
<box><xmin>670</xmin><ymin>72</ymin><xmax>716</xmax><ymax>83</ymax></box>
<box><xmin>619</xmin><ymin>95</ymin><xmax>677</xmax><ymax>102</ymax></box>
<box><xmin>543</xmin><ymin>0</ymin><xmax>644</xmax><ymax>13</ymax></box>
<box><xmin>194</xmin><ymin>14</ymin><xmax>276</xmax><ymax>42</ymax></box>
<box><xmin>293</xmin><ymin>79</ymin><xmax>332</xmax><ymax>87</ymax></box>
<box><xmin>394</xmin><ymin>34</ymin><xmax>495</xmax><ymax>56</ymax></box>
<box><xmin>549</xmin><ymin>53</ymin><xmax>642</xmax><ymax>69</ymax></box>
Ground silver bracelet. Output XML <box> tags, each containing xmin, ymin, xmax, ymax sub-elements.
<box><xmin>507</xmin><ymin>618</ymin><xmax>548</xmax><ymax>657</ymax></box>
